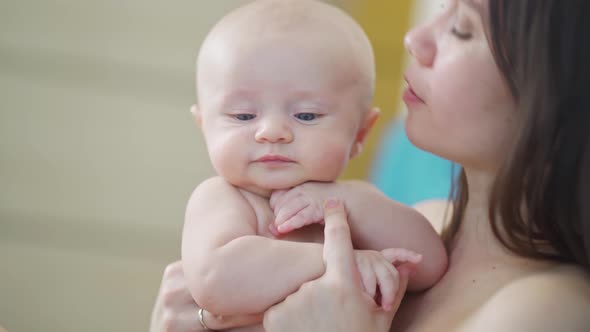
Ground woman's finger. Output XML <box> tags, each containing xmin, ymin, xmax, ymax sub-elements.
<box><xmin>158</xmin><ymin>266</ymin><xmax>195</xmax><ymax>307</ymax></box>
<box><xmin>159</xmin><ymin>306</ymin><xmax>203</xmax><ymax>332</ymax></box>
<box><xmin>322</xmin><ymin>199</ymin><xmax>358</xmax><ymax>283</ymax></box>
<box><xmin>161</xmin><ymin>261</ymin><xmax>184</xmax><ymax>280</ymax></box>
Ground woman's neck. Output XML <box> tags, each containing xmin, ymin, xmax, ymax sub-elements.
<box><xmin>449</xmin><ymin>168</ymin><xmax>514</xmax><ymax>267</ymax></box>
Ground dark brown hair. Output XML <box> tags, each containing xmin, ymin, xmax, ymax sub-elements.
<box><xmin>442</xmin><ymin>0</ymin><xmax>590</xmax><ymax>268</ymax></box>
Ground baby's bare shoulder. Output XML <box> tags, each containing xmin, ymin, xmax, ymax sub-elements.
<box><xmin>190</xmin><ymin>176</ymin><xmax>244</xmax><ymax>202</ymax></box>
<box><xmin>187</xmin><ymin>176</ymin><xmax>254</xmax><ymax>221</ymax></box>
<box><xmin>194</xmin><ymin>176</ymin><xmax>238</xmax><ymax>193</ymax></box>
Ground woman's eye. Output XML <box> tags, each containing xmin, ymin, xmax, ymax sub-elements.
<box><xmin>234</xmin><ymin>114</ymin><xmax>256</xmax><ymax>121</ymax></box>
<box><xmin>451</xmin><ymin>26</ymin><xmax>472</xmax><ymax>40</ymax></box>
<box><xmin>294</xmin><ymin>113</ymin><xmax>318</xmax><ymax>122</ymax></box>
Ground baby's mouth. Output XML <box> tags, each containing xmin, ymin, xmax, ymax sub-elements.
<box><xmin>256</xmin><ymin>155</ymin><xmax>294</xmax><ymax>163</ymax></box>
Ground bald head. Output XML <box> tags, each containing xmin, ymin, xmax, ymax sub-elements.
<box><xmin>203</xmin><ymin>0</ymin><xmax>368</xmax><ymax>41</ymax></box>
<box><xmin>196</xmin><ymin>0</ymin><xmax>375</xmax><ymax>107</ymax></box>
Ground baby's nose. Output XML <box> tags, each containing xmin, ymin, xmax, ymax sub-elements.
<box><xmin>254</xmin><ymin>119</ymin><xmax>293</xmax><ymax>143</ymax></box>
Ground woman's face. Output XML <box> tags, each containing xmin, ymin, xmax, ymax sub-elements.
<box><xmin>403</xmin><ymin>0</ymin><xmax>517</xmax><ymax>172</ymax></box>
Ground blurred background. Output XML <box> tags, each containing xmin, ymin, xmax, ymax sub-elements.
<box><xmin>0</xmin><ymin>1</ymin><xmax>441</xmax><ymax>331</ymax></box>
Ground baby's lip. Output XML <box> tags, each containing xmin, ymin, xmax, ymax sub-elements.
<box><xmin>256</xmin><ymin>155</ymin><xmax>294</xmax><ymax>162</ymax></box>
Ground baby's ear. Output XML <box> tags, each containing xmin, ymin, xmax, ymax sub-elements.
<box><xmin>190</xmin><ymin>104</ymin><xmax>202</xmax><ymax>127</ymax></box>
<box><xmin>350</xmin><ymin>107</ymin><xmax>380</xmax><ymax>158</ymax></box>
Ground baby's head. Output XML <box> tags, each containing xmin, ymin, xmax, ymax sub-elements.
<box><xmin>192</xmin><ymin>0</ymin><xmax>378</xmax><ymax>197</ymax></box>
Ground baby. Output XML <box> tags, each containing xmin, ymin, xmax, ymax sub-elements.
<box><xmin>182</xmin><ymin>0</ymin><xmax>447</xmax><ymax>327</ymax></box>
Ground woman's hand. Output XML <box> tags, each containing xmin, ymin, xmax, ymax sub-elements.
<box><xmin>263</xmin><ymin>199</ymin><xmax>413</xmax><ymax>332</ymax></box>
<box><xmin>150</xmin><ymin>261</ymin><xmax>201</xmax><ymax>332</ymax></box>
<box><xmin>150</xmin><ymin>261</ymin><xmax>262</xmax><ymax>332</ymax></box>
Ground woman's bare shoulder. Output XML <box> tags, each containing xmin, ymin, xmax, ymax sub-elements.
<box><xmin>412</xmin><ymin>199</ymin><xmax>452</xmax><ymax>234</ymax></box>
<box><xmin>460</xmin><ymin>264</ymin><xmax>590</xmax><ymax>331</ymax></box>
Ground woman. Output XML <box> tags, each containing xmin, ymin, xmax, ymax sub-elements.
<box><xmin>152</xmin><ymin>0</ymin><xmax>590</xmax><ymax>330</ymax></box>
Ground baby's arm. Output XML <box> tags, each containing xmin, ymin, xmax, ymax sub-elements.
<box><xmin>271</xmin><ymin>180</ymin><xmax>448</xmax><ymax>291</ymax></box>
<box><xmin>182</xmin><ymin>177</ymin><xmax>325</xmax><ymax>316</ymax></box>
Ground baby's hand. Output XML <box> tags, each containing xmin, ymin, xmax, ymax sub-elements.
<box><xmin>270</xmin><ymin>183</ymin><xmax>331</xmax><ymax>234</ymax></box>
<box><xmin>354</xmin><ymin>248</ymin><xmax>422</xmax><ymax>311</ymax></box>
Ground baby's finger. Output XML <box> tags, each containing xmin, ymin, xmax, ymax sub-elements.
<box><xmin>271</xmin><ymin>188</ymin><xmax>299</xmax><ymax>211</ymax></box>
<box><xmin>269</xmin><ymin>189</ymin><xmax>289</xmax><ymax>210</ymax></box>
<box><xmin>381</xmin><ymin>248</ymin><xmax>423</xmax><ymax>265</ymax></box>
<box><xmin>274</xmin><ymin>197</ymin><xmax>308</xmax><ymax>226</ymax></box>
<box><xmin>389</xmin><ymin>264</ymin><xmax>412</xmax><ymax>316</ymax></box>
<box><xmin>277</xmin><ymin>207</ymin><xmax>318</xmax><ymax>233</ymax></box>
<box><xmin>200</xmin><ymin>309</ymin><xmax>263</xmax><ymax>331</ymax></box>
<box><xmin>277</xmin><ymin>215</ymin><xmax>303</xmax><ymax>234</ymax></box>
<box><xmin>374</xmin><ymin>259</ymin><xmax>399</xmax><ymax>311</ymax></box>
<box><xmin>358</xmin><ymin>260</ymin><xmax>377</xmax><ymax>299</ymax></box>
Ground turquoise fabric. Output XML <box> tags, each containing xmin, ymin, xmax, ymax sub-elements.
<box><xmin>370</xmin><ymin>119</ymin><xmax>455</xmax><ymax>206</ymax></box>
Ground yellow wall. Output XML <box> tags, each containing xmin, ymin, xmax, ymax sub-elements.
<box><xmin>341</xmin><ymin>1</ymin><xmax>414</xmax><ymax>180</ymax></box>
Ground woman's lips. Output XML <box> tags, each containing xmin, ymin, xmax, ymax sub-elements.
<box><xmin>403</xmin><ymin>75</ymin><xmax>426</xmax><ymax>105</ymax></box>
<box><xmin>403</xmin><ymin>85</ymin><xmax>425</xmax><ymax>105</ymax></box>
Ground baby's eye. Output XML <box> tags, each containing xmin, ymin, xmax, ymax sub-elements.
<box><xmin>294</xmin><ymin>113</ymin><xmax>318</xmax><ymax>122</ymax></box>
<box><xmin>234</xmin><ymin>114</ymin><xmax>256</xmax><ymax>121</ymax></box>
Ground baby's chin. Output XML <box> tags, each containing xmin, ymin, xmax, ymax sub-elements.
<box><xmin>233</xmin><ymin>179</ymin><xmax>310</xmax><ymax>198</ymax></box>
<box><xmin>228</xmin><ymin>172</ymin><xmax>339</xmax><ymax>197</ymax></box>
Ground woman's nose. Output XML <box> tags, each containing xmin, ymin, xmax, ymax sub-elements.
<box><xmin>404</xmin><ymin>23</ymin><xmax>437</xmax><ymax>67</ymax></box>
<box><xmin>254</xmin><ymin>118</ymin><xmax>294</xmax><ymax>143</ymax></box>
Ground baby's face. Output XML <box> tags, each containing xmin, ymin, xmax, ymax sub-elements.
<box><xmin>196</xmin><ymin>35</ymin><xmax>373</xmax><ymax>196</ymax></box>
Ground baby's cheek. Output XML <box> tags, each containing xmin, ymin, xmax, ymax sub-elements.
<box><xmin>307</xmin><ymin>142</ymin><xmax>351</xmax><ymax>180</ymax></box>
<box><xmin>207</xmin><ymin>137</ymin><xmax>243</xmax><ymax>180</ymax></box>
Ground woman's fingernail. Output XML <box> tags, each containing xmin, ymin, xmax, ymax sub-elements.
<box><xmin>324</xmin><ymin>198</ymin><xmax>340</xmax><ymax>209</ymax></box>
